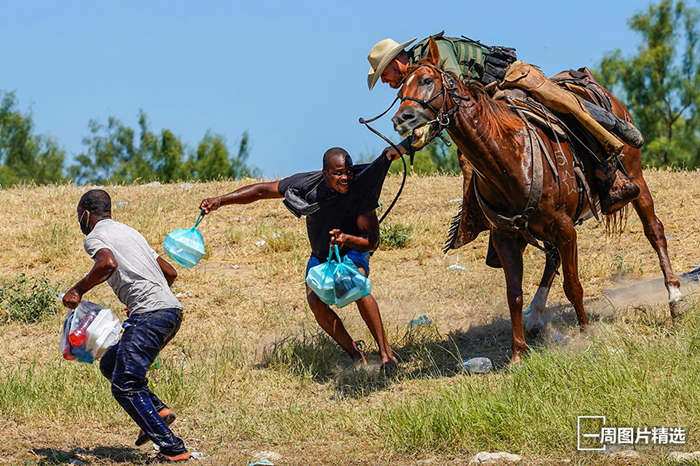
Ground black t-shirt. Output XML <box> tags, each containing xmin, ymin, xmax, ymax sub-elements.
<box><xmin>278</xmin><ymin>155</ymin><xmax>390</xmax><ymax>260</ymax></box>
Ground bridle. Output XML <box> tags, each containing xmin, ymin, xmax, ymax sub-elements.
<box><xmin>355</xmin><ymin>63</ymin><xmax>471</xmax><ymax>224</ymax></box>
<box><xmin>399</xmin><ymin>63</ymin><xmax>473</xmax><ymax>136</ymax></box>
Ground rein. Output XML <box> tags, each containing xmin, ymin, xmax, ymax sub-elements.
<box><xmin>359</xmin><ymin>97</ymin><xmax>412</xmax><ymax>224</ymax></box>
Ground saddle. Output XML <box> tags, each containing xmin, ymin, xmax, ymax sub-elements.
<box><xmin>444</xmin><ymin>68</ymin><xmax>608</xmax><ymax>255</ymax></box>
<box><xmin>550</xmin><ymin>67</ymin><xmax>613</xmax><ymax>112</ymax></box>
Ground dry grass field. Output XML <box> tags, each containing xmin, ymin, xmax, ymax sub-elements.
<box><xmin>0</xmin><ymin>169</ymin><xmax>698</xmax><ymax>465</ymax></box>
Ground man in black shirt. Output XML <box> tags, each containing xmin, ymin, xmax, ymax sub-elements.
<box><xmin>199</xmin><ymin>145</ymin><xmax>407</xmax><ymax>371</ymax></box>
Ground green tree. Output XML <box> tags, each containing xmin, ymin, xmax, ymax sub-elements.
<box><xmin>190</xmin><ymin>131</ymin><xmax>260</xmax><ymax>181</ymax></box>
<box><xmin>71</xmin><ymin>111</ymin><xmax>165</xmax><ymax>184</ymax></box>
<box><xmin>73</xmin><ymin>111</ymin><xmax>258</xmax><ymax>184</ymax></box>
<box><xmin>230</xmin><ymin>131</ymin><xmax>258</xmax><ymax>179</ymax></box>
<box><xmin>0</xmin><ymin>91</ymin><xmax>66</xmax><ymax>187</ymax></box>
<box><xmin>597</xmin><ymin>0</ymin><xmax>700</xmax><ymax>168</ymax></box>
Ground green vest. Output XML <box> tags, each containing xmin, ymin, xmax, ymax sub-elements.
<box><xmin>407</xmin><ymin>34</ymin><xmax>516</xmax><ymax>85</ymax></box>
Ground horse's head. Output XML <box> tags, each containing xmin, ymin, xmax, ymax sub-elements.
<box><xmin>392</xmin><ymin>36</ymin><xmax>474</xmax><ymax>150</ymax></box>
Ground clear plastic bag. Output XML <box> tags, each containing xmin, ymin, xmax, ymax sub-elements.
<box><xmin>59</xmin><ymin>300</ymin><xmax>122</xmax><ymax>363</ymax></box>
<box><xmin>306</xmin><ymin>245</ymin><xmax>371</xmax><ymax>308</ymax></box>
<box><xmin>163</xmin><ymin>210</ymin><xmax>206</xmax><ymax>268</ymax></box>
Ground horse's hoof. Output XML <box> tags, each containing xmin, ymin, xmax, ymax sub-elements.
<box><xmin>669</xmin><ymin>297</ymin><xmax>687</xmax><ymax>320</ymax></box>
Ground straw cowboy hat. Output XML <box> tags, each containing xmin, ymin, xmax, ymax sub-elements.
<box><xmin>367</xmin><ymin>37</ymin><xmax>416</xmax><ymax>90</ymax></box>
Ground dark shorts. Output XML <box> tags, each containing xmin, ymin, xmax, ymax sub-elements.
<box><xmin>305</xmin><ymin>249</ymin><xmax>371</xmax><ymax>277</ymax></box>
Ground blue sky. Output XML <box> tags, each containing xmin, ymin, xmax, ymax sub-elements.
<box><xmin>1</xmin><ymin>1</ymin><xmax>648</xmax><ymax>178</ymax></box>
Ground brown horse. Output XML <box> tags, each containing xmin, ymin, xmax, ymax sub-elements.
<box><xmin>392</xmin><ymin>38</ymin><xmax>683</xmax><ymax>362</ymax></box>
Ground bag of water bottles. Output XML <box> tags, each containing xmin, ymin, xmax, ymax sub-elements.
<box><xmin>59</xmin><ymin>300</ymin><xmax>121</xmax><ymax>364</ymax></box>
<box><xmin>306</xmin><ymin>245</ymin><xmax>371</xmax><ymax>308</ymax></box>
<box><xmin>163</xmin><ymin>210</ymin><xmax>206</xmax><ymax>268</ymax></box>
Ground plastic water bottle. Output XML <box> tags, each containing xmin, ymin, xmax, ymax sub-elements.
<box><xmin>408</xmin><ymin>315</ymin><xmax>433</xmax><ymax>328</ymax></box>
<box><xmin>461</xmin><ymin>357</ymin><xmax>493</xmax><ymax>374</ymax></box>
<box><xmin>69</xmin><ymin>312</ymin><xmax>96</xmax><ymax>346</ymax></box>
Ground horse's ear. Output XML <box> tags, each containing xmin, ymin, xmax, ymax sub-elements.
<box><xmin>426</xmin><ymin>36</ymin><xmax>441</xmax><ymax>65</ymax></box>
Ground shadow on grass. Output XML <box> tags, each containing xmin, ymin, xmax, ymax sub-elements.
<box><xmin>32</xmin><ymin>446</ymin><xmax>147</xmax><ymax>464</ymax></box>
<box><xmin>257</xmin><ymin>297</ymin><xmax>628</xmax><ymax>399</ymax></box>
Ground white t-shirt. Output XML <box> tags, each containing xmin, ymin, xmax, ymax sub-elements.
<box><xmin>84</xmin><ymin>219</ymin><xmax>182</xmax><ymax>315</ymax></box>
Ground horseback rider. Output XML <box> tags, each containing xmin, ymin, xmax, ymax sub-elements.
<box><xmin>367</xmin><ymin>33</ymin><xmax>643</xmax><ymax>239</ymax></box>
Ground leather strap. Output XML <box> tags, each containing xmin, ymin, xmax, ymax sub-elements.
<box><xmin>472</xmin><ymin>125</ymin><xmax>545</xmax><ymax>251</ymax></box>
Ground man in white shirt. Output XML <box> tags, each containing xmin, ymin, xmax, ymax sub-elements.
<box><xmin>62</xmin><ymin>189</ymin><xmax>190</xmax><ymax>462</ymax></box>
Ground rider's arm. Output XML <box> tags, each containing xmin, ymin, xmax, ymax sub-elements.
<box><xmin>200</xmin><ymin>181</ymin><xmax>282</xmax><ymax>214</ymax></box>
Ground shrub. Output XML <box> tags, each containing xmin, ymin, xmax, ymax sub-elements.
<box><xmin>0</xmin><ymin>274</ymin><xmax>59</xmax><ymax>324</ymax></box>
<box><xmin>380</xmin><ymin>223</ymin><xmax>412</xmax><ymax>249</ymax></box>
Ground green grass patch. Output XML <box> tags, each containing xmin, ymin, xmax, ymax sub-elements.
<box><xmin>0</xmin><ymin>274</ymin><xmax>59</xmax><ymax>324</ymax></box>
<box><xmin>380</xmin><ymin>222</ymin><xmax>412</xmax><ymax>249</ymax></box>
<box><xmin>380</xmin><ymin>307</ymin><xmax>700</xmax><ymax>455</ymax></box>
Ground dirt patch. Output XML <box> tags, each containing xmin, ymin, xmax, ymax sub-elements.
<box><xmin>603</xmin><ymin>267</ymin><xmax>699</xmax><ymax>308</ymax></box>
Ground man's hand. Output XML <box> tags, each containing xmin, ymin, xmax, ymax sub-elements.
<box><xmin>329</xmin><ymin>229</ymin><xmax>348</xmax><ymax>247</ymax></box>
<box><xmin>199</xmin><ymin>197</ymin><xmax>221</xmax><ymax>215</ymax></box>
<box><xmin>62</xmin><ymin>288</ymin><xmax>82</xmax><ymax>309</ymax></box>
<box><xmin>382</xmin><ymin>137</ymin><xmax>412</xmax><ymax>161</ymax></box>
<box><xmin>382</xmin><ymin>146</ymin><xmax>402</xmax><ymax>161</ymax></box>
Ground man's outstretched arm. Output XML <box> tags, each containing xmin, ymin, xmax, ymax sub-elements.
<box><xmin>62</xmin><ymin>248</ymin><xmax>118</xmax><ymax>308</ymax></box>
<box><xmin>200</xmin><ymin>180</ymin><xmax>283</xmax><ymax>214</ymax></box>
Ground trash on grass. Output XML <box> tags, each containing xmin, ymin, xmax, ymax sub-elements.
<box><xmin>460</xmin><ymin>357</ymin><xmax>493</xmax><ymax>374</ymax></box>
<box><xmin>446</xmin><ymin>264</ymin><xmax>466</xmax><ymax>271</ymax></box>
<box><xmin>248</xmin><ymin>460</ymin><xmax>274</xmax><ymax>466</ymax></box>
<box><xmin>408</xmin><ymin>315</ymin><xmax>433</xmax><ymax>328</ymax></box>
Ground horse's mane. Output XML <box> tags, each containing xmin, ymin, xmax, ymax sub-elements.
<box><xmin>403</xmin><ymin>62</ymin><xmax>524</xmax><ymax>141</ymax></box>
<box><xmin>461</xmin><ymin>81</ymin><xmax>524</xmax><ymax>141</ymax></box>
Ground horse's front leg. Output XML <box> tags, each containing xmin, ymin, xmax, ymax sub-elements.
<box><xmin>491</xmin><ymin>230</ymin><xmax>528</xmax><ymax>363</ymax></box>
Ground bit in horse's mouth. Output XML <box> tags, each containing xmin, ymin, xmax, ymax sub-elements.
<box><xmin>407</xmin><ymin>123</ymin><xmax>436</xmax><ymax>149</ymax></box>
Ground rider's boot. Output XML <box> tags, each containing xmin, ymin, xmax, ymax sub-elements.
<box><xmin>580</xmin><ymin>100</ymin><xmax>645</xmax><ymax>149</ymax></box>
<box><xmin>594</xmin><ymin>161</ymin><xmax>640</xmax><ymax>215</ymax></box>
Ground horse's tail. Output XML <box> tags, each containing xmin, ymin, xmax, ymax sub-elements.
<box><xmin>604</xmin><ymin>205</ymin><xmax>629</xmax><ymax>235</ymax></box>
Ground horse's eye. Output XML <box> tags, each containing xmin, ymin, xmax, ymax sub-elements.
<box><xmin>422</xmin><ymin>78</ymin><xmax>433</xmax><ymax>85</ymax></box>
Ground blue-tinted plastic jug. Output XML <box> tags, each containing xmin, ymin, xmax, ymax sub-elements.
<box><xmin>332</xmin><ymin>251</ymin><xmax>371</xmax><ymax>308</ymax></box>
<box><xmin>306</xmin><ymin>245</ymin><xmax>371</xmax><ymax>308</ymax></box>
<box><xmin>305</xmin><ymin>249</ymin><xmax>338</xmax><ymax>306</ymax></box>
<box><xmin>163</xmin><ymin>210</ymin><xmax>206</xmax><ymax>268</ymax></box>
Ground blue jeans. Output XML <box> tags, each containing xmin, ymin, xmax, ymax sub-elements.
<box><xmin>305</xmin><ymin>249</ymin><xmax>371</xmax><ymax>277</ymax></box>
<box><xmin>100</xmin><ymin>308</ymin><xmax>186</xmax><ymax>456</ymax></box>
